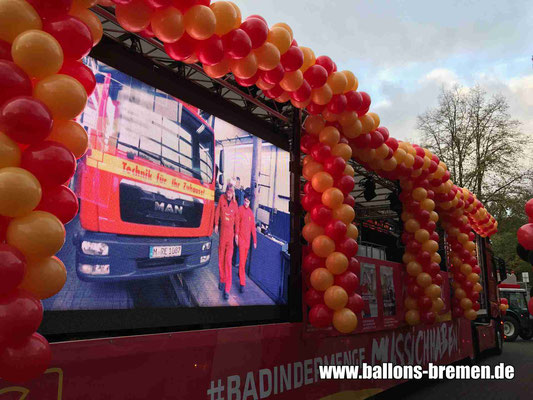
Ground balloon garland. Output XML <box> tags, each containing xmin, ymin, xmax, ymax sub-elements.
<box><xmin>0</xmin><ymin>0</ymin><xmax>500</xmax><ymax>381</ymax></box>
<box><xmin>0</xmin><ymin>0</ymin><xmax>99</xmax><ymax>383</ymax></box>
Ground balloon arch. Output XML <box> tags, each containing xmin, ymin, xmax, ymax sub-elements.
<box><xmin>0</xmin><ymin>0</ymin><xmax>497</xmax><ymax>382</ymax></box>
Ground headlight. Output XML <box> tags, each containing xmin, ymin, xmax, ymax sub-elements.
<box><xmin>202</xmin><ymin>241</ymin><xmax>211</xmax><ymax>251</ymax></box>
<box><xmin>200</xmin><ymin>255</ymin><xmax>210</xmax><ymax>263</ymax></box>
<box><xmin>81</xmin><ymin>241</ymin><xmax>109</xmax><ymax>256</ymax></box>
<box><xmin>79</xmin><ymin>264</ymin><xmax>110</xmax><ymax>275</ymax></box>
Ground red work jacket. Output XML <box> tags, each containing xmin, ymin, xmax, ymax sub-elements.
<box><xmin>215</xmin><ymin>194</ymin><xmax>239</xmax><ymax>239</ymax></box>
<box><xmin>237</xmin><ymin>205</ymin><xmax>257</xmax><ymax>246</ymax></box>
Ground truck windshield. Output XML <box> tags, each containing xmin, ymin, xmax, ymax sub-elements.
<box><xmin>508</xmin><ymin>292</ymin><xmax>527</xmax><ymax>309</ymax></box>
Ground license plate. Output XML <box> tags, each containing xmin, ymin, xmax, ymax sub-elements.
<box><xmin>150</xmin><ymin>245</ymin><xmax>182</xmax><ymax>258</ymax></box>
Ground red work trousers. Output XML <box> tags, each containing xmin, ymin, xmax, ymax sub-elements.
<box><xmin>238</xmin><ymin>239</ymin><xmax>250</xmax><ymax>286</ymax></box>
<box><xmin>218</xmin><ymin>237</ymin><xmax>234</xmax><ymax>293</ymax></box>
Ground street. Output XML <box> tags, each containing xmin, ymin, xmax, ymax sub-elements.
<box><xmin>377</xmin><ymin>339</ymin><xmax>533</xmax><ymax>400</ymax></box>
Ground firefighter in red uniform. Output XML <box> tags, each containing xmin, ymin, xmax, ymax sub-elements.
<box><xmin>214</xmin><ymin>183</ymin><xmax>239</xmax><ymax>299</ymax></box>
<box><xmin>236</xmin><ymin>193</ymin><xmax>257</xmax><ymax>293</ymax></box>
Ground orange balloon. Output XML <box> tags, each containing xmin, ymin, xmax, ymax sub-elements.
<box><xmin>255</xmin><ymin>42</ymin><xmax>281</xmax><ymax>71</ymax></box>
<box><xmin>325</xmin><ymin>252</ymin><xmax>348</xmax><ymax>275</ymax></box>
<box><xmin>299</xmin><ymin>46</ymin><xmax>315</xmax><ymax>72</ymax></box>
<box><xmin>311</xmin><ymin>171</ymin><xmax>334</xmax><ymax>193</ymax></box>
<box><xmin>311</xmin><ymin>84</ymin><xmax>332</xmax><ymax>106</ymax></box>
<box><xmin>184</xmin><ymin>5</ymin><xmax>216</xmax><ymax>40</ymax></box>
<box><xmin>11</xmin><ymin>30</ymin><xmax>63</xmax><ymax>79</ymax></box>
<box><xmin>0</xmin><ymin>0</ymin><xmax>42</xmax><ymax>43</ymax></box>
<box><xmin>405</xmin><ymin>309</ymin><xmax>420</xmax><ymax>326</ymax></box>
<box><xmin>34</xmin><ymin>74</ymin><xmax>88</xmax><ymax>120</ymax></box>
<box><xmin>0</xmin><ymin>167</ymin><xmax>41</xmax><ymax>218</ymax></box>
<box><xmin>272</xmin><ymin>22</ymin><xmax>293</xmax><ymax>41</ymax></box>
<box><xmin>454</xmin><ymin>288</ymin><xmax>466</xmax><ymax>299</ymax></box>
<box><xmin>330</xmin><ymin>143</ymin><xmax>351</xmax><ymax>162</ymax></box>
<box><xmin>431</xmin><ymin>252</ymin><xmax>441</xmax><ymax>264</ymax></box>
<box><xmin>342</xmin><ymin>70</ymin><xmax>357</xmax><ymax>93</ymax></box>
<box><xmin>210</xmin><ymin>1</ymin><xmax>237</xmax><ymax>36</ymax></box>
<box><xmin>403</xmin><ymin>252</ymin><xmax>416</xmax><ymax>264</ymax></box>
<box><xmin>359</xmin><ymin>114</ymin><xmax>375</xmax><ymax>133</ymax></box>
<box><xmin>327</xmin><ymin>71</ymin><xmax>347</xmax><ymax>95</ymax></box>
<box><xmin>7</xmin><ymin>211</ymin><xmax>65</xmax><ymax>259</ymax></box>
<box><xmin>406</xmin><ymin>261</ymin><xmax>422</xmax><ymax>277</ymax></box>
<box><xmin>412</xmin><ymin>187</ymin><xmax>427</xmax><ymax>201</ymax></box>
<box><xmin>321</xmin><ymin>109</ymin><xmax>339</xmax><ymax>122</ymax></box>
<box><xmin>115</xmin><ymin>0</ymin><xmax>153</xmax><ymax>32</ymax></box>
<box><xmin>358</xmin><ymin>149</ymin><xmax>376</xmax><ymax>163</ymax></box>
<box><xmin>414</xmin><ymin>229</ymin><xmax>430</xmax><ymax>243</ymax></box>
<box><xmin>420</xmin><ymin>198</ymin><xmax>435</xmax><ymax>212</ymax></box>
<box><xmin>421</xmin><ymin>239</ymin><xmax>438</xmax><ymax>253</ymax></box>
<box><xmin>302</xmin><ymin>222</ymin><xmax>324</xmax><ymax>243</ymax></box>
<box><xmin>342</xmin><ymin>120</ymin><xmax>363</xmax><ymax>139</ymax></box>
<box><xmin>230</xmin><ymin>52</ymin><xmax>257</xmax><ymax>79</ymax></box>
<box><xmin>473</xmin><ymin>283</ymin><xmax>483</xmax><ymax>293</ymax></box>
<box><xmin>70</xmin><ymin>8</ymin><xmax>103</xmax><ymax>46</ymax></box>
<box><xmin>318</xmin><ymin>126</ymin><xmax>340</xmax><ymax>147</ymax></box>
<box><xmin>310</xmin><ymin>267</ymin><xmax>334</xmax><ymax>291</ymax></box>
<box><xmin>404</xmin><ymin>218</ymin><xmax>420</xmax><ymax>233</ymax></box>
<box><xmin>227</xmin><ymin>2</ymin><xmax>241</xmax><ymax>29</ymax></box>
<box><xmin>430</xmin><ymin>211</ymin><xmax>439</xmax><ymax>223</ymax></box>
<box><xmin>460</xmin><ymin>297</ymin><xmax>473</xmax><ymax>310</ymax></box>
<box><xmin>290</xmin><ymin>97</ymin><xmax>311</xmax><ymax>109</ymax></box>
<box><xmin>322</xmin><ymin>187</ymin><xmax>344</xmax><ymax>209</ymax></box>
<box><xmin>460</xmin><ymin>263</ymin><xmax>472</xmax><ymax>275</ymax></box>
<box><xmin>312</xmin><ymin>235</ymin><xmax>336</xmax><ymax>258</ymax></box>
<box><xmin>48</xmin><ymin>120</ymin><xmax>89</xmax><ymax>159</ymax></box>
<box><xmin>324</xmin><ymin>285</ymin><xmax>348</xmax><ymax>311</ymax></box>
<box><xmin>375</xmin><ymin>143</ymin><xmax>389</xmax><ymax>159</ymax></box>
<box><xmin>393</xmin><ymin>148</ymin><xmax>406</xmax><ymax>164</ymax></box>
<box><xmin>275</xmin><ymin>91</ymin><xmax>290</xmax><ymax>103</ymax></box>
<box><xmin>467</xmin><ymin>273</ymin><xmax>480</xmax><ymax>284</ymax></box>
<box><xmin>72</xmin><ymin>0</ymin><xmax>97</xmax><ymax>10</ymax></box>
<box><xmin>425</xmin><ymin>284</ymin><xmax>441</xmax><ymax>299</ymax></box>
<box><xmin>332</xmin><ymin>204</ymin><xmax>355</xmax><ymax>225</ymax></box>
<box><xmin>405</xmin><ymin>296</ymin><xmax>418</xmax><ymax>310</ymax></box>
<box><xmin>346</xmin><ymin>223</ymin><xmax>358</xmax><ymax>240</ymax></box>
<box><xmin>279</xmin><ymin>70</ymin><xmax>303</xmax><ymax>92</ymax></box>
<box><xmin>304</xmin><ymin>115</ymin><xmax>325</xmax><ymax>136</ymax></box>
<box><xmin>338</xmin><ymin>111</ymin><xmax>357</xmax><ymax>127</ymax></box>
<box><xmin>367</xmin><ymin>112</ymin><xmax>380</xmax><ymax>128</ymax></box>
<box><xmin>464</xmin><ymin>241</ymin><xmax>476</xmax><ymax>252</ymax></box>
<box><xmin>256</xmin><ymin>76</ymin><xmax>275</xmax><ymax>91</ymax></box>
<box><xmin>416</xmin><ymin>272</ymin><xmax>432</xmax><ymax>288</ymax></box>
<box><xmin>151</xmin><ymin>6</ymin><xmax>184</xmax><ymax>43</ymax></box>
<box><xmin>267</xmin><ymin>26</ymin><xmax>291</xmax><ymax>55</ymax></box>
<box><xmin>464</xmin><ymin>309</ymin><xmax>477</xmax><ymax>320</ymax></box>
<box><xmin>302</xmin><ymin>160</ymin><xmax>323</xmax><ymax>180</ymax></box>
<box><xmin>0</xmin><ymin>132</ymin><xmax>21</xmax><ymax>168</ymax></box>
<box><xmin>344</xmin><ymin>164</ymin><xmax>355</xmax><ymax>177</ymax></box>
<box><xmin>18</xmin><ymin>256</ymin><xmax>67</xmax><ymax>299</ymax></box>
<box><xmin>203</xmin><ymin>58</ymin><xmax>230</xmax><ymax>78</ymax></box>
<box><xmin>333</xmin><ymin>308</ymin><xmax>358</xmax><ymax>333</ymax></box>
<box><xmin>431</xmin><ymin>298</ymin><xmax>445</xmax><ymax>313</ymax></box>
<box><xmin>403</xmin><ymin>153</ymin><xmax>415</xmax><ymax>168</ymax></box>
<box><xmin>382</xmin><ymin>157</ymin><xmax>397</xmax><ymax>171</ymax></box>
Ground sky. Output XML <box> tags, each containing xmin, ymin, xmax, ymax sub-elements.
<box><xmin>236</xmin><ymin>0</ymin><xmax>533</xmax><ymax>146</ymax></box>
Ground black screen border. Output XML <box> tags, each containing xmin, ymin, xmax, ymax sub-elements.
<box><xmin>40</xmin><ymin>35</ymin><xmax>302</xmax><ymax>342</ymax></box>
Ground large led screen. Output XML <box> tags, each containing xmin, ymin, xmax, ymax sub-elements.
<box><xmin>43</xmin><ymin>57</ymin><xmax>290</xmax><ymax>311</ymax></box>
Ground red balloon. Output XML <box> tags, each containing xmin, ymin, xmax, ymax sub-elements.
<box><xmin>196</xmin><ymin>35</ymin><xmax>224</xmax><ymax>66</ymax></box>
<box><xmin>336</xmin><ymin>175</ymin><xmax>355</xmax><ymax>195</ymax></box>
<box><xmin>345</xmin><ymin>91</ymin><xmax>363</xmax><ymax>112</ymax></box>
<box><xmin>528</xmin><ymin>297</ymin><xmax>533</xmax><ymax>317</ymax></box>
<box><xmin>303</xmin><ymin>64</ymin><xmax>328</xmax><ymax>89</ymax></box>
<box><xmin>0</xmin><ymin>332</ymin><xmax>52</xmax><ymax>384</ymax></box>
<box><xmin>323</xmin><ymin>156</ymin><xmax>346</xmax><ymax>178</ymax></box>
<box><xmin>334</xmin><ymin>271</ymin><xmax>359</xmax><ymax>293</ymax></box>
<box><xmin>172</xmin><ymin>0</ymin><xmax>210</xmax><ymax>12</ymax></box>
<box><xmin>0</xmin><ymin>289</ymin><xmax>42</xmax><ymax>341</ymax></box>
<box><xmin>417</xmin><ymin>296</ymin><xmax>432</xmax><ymax>312</ymax></box>
<box><xmin>223</xmin><ymin>29</ymin><xmax>252</xmax><ymax>60</ymax></box>
<box><xmin>0</xmin><ymin>245</ymin><xmax>26</xmax><ymax>296</ymax></box>
<box><xmin>525</xmin><ymin>199</ymin><xmax>533</xmax><ymax>219</ymax></box>
<box><xmin>280</xmin><ymin>46</ymin><xmax>304</xmax><ymax>72</ymax></box>
<box><xmin>234</xmin><ymin>72</ymin><xmax>259</xmax><ymax>87</ymax></box>
<box><xmin>0</xmin><ymin>96</ymin><xmax>53</xmax><ymax>145</ymax></box>
<box><xmin>0</xmin><ymin>61</ymin><xmax>32</xmax><ymax>108</ymax></box>
<box><xmin>300</xmin><ymin>133</ymin><xmax>317</xmax><ymax>154</ymax></box>
<box><xmin>261</xmin><ymin>63</ymin><xmax>284</xmax><ymax>85</ymax></box>
<box><xmin>36</xmin><ymin>185</ymin><xmax>79</xmax><ymax>224</ymax></box>
<box><xmin>145</xmin><ymin>0</ymin><xmax>171</xmax><ymax>7</ymax></box>
<box><xmin>264</xmin><ymin>84</ymin><xmax>284</xmax><ymax>99</ymax></box>
<box><xmin>315</xmin><ymin>55</ymin><xmax>335</xmax><ymax>75</ymax></box>
<box><xmin>21</xmin><ymin>141</ymin><xmax>76</xmax><ymax>188</ymax></box>
<box><xmin>310</xmin><ymin>204</ymin><xmax>332</xmax><ymax>227</ymax></box>
<box><xmin>306</xmin><ymin>101</ymin><xmax>325</xmax><ymax>115</ymax></box>
<box><xmin>344</xmin><ymin>194</ymin><xmax>355</xmax><ymax>207</ymax></box>
<box><xmin>43</xmin><ymin>15</ymin><xmax>93</xmax><ymax>60</ymax></box>
<box><xmin>139</xmin><ymin>24</ymin><xmax>155</xmax><ymax>38</ymax></box>
<box><xmin>305</xmin><ymin>288</ymin><xmax>324</xmax><ymax>307</ymax></box>
<box><xmin>348</xmin><ymin>257</ymin><xmax>360</xmax><ymax>276</ymax></box>
<box><xmin>325</xmin><ymin>220</ymin><xmax>347</xmax><ymax>241</ymax></box>
<box><xmin>407</xmin><ymin>283</ymin><xmax>422</xmax><ymax>298</ymax></box>
<box><xmin>327</xmin><ymin>94</ymin><xmax>347</xmax><ymax>114</ymax></box>
<box><xmin>451</xmin><ymin>306</ymin><xmax>463</xmax><ymax>318</ymax></box>
<box><xmin>310</xmin><ymin>143</ymin><xmax>331</xmax><ymax>163</ymax></box>
<box><xmin>360</xmin><ymin>92</ymin><xmax>371</xmax><ymax>110</ymax></box>
<box><xmin>59</xmin><ymin>59</ymin><xmax>96</xmax><ymax>96</ymax></box>
<box><xmin>240</xmin><ymin>17</ymin><xmax>268</xmax><ymax>49</ymax></box>
<box><xmin>346</xmin><ymin>293</ymin><xmax>364</xmax><ymax>314</ymax></box>
<box><xmin>308</xmin><ymin>304</ymin><xmax>333</xmax><ymax>328</ymax></box>
<box><xmin>0</xmin><ymin>39</ymin><xmax>12</xmax><ymax>61</ymax></box>
<box><xmin>369</xmin><ymin>131</ymin><xmax>384</xmax><ymax>149</ymax></box>
<box><xmin>303</xmin><ymin>253</ymin><xmax>325</xmax><ymax>274</ymax></box>
<box><xmin>290</xmin><ymin>80</ymin><xmax>311</xmax><ymax>102</ymax></box>
<box><xmin>421</xmin><ymin>311</ymin><xmax>436</xmax><ymax>325</ymax></box>
<box><xmin>164</xmin><ymin>33</ymin><xmax>196</xmax><ymax>61</ymax></box>
<box><xmin>337</xmin><ymin>237</ymin><xmax>358</xmax><ymax>258</ymax></box>
<box><xmin>517</xmin><ymin>224</ymin><xmax>533</xmax><ymax>250</ymax></box>
<box><xmin>27</xmin><ymin>0</ymin><xmax>72</xmax><ymax>20</ymax></box>
<box><xmin>353</xmin><ymin>132</ymin><xmax>371</xmax><ymax>148</ymax></box>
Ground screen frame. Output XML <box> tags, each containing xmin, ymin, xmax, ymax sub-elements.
<box><xmin>40</xmin><ymin>35</ymin><xmax>302</xmax><ymax>341</ymax></box>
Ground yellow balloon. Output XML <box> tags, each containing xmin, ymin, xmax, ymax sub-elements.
<box><xmin>414</xmin><ymin>229</ymin><xmax>430</xmax><ymax>243</ymax></box>
<box><xmin>33</xmin><ymin>74</ymin><xmax>88</xmax><ymax>120</ymax></box>
<box><xmin>11</xmin><ymin>30</ymin><xmax>63</xmax><ymax>79</ymax></box>
<box><xmin>406</xmin><ymin>261</ymin><xmax>422</xmax><ymax>276</ymax></box>
<box><xmin>375</xmin><ymin>143</ymin><xmax>389</xmax><ymax>159</ymax></box>
<box><xmin>420</xmin><ymin>198</ymin><xmax>435</xmax><ymax>212</ymax></box>
<box><xmin>404</xmin><ymin>218</ymin><xmax>420</xmax><ymax>233</ymax></box>
<box><xmin>431</xmin><ymin>298</ymin><xmax>444</xmax><ymax>313</ymax></box>
<box><xmin>332</xmin><ymin>204</ymin><xmax>355</xmax><ymax>225</ymax></box>
<box><xmin>0</xmin><ymin>0</ymin><xmax>42</xmax><ymax>43</ymax></box>
<box><xmin>321</xmin><ymin>187</ymin><xmax>344</xmax><ymax>209</ymax></box>
<box><xmin>405</xmin><ymin>309</ymin><xmax>420</xmax><ymax>326</ymax></box>
<box><xmin>422</xmin><ymin>239</ymin><xmax>439</xmax><ymax>253</ymax></box>
<box><xmin>346</xmin><ymin>223</ymin><xmax>358</xmax><ymax>240</ymax></box>
<box><xmin>342</xmin><ymin>120</ymin><xmax>363</xmax><ymax>139</ymax></box>
<box><xmin>338</xmin><ymin>111</ymin><xmax>357</xmax><ymax>127</ymax></box>
<box><xmin>210</xmin><ymin>1</ymin><xmax>237</xmax><ymax>36</ymax></box>
<box><xmin>151</xmin><ymin>6</ymin><xmax>185</xmax><ymax>43</ymax></box>
<box><xmin>272</xmin><ymin>22</ymin><xmax>293</xmax><ymax>41</ymax></box>
<box><xmin>227</xmin><ymin>2</ymin><xmax>242</xmax><ymax>29</ymax></box>
<box><xmin>312</xmin><ymin>235</ymin><xmax>336</xmax><ymax>258</ymax></box>
<box><xmin>48</xmin><ymin>120</ymin><xmax>89</xmax><ymax>159</ymax></box>
<box><xmin>333</xmin><ymin>308</ymin><xmax>358</xmax><ymax>333</ymax></box>
<box><xmin>70</xmin><ymin>8</ymin><xmax>103</xmax><ymax>46</ymax></box>
<box><xmin>331</xmin><ymin>143</ymin><xmax>352</xmax><ymax>161</ymax></box>
<box><xmin>405</xmin><ymin>296</ymin><xmax>418</xmax><ymax>310</ymax></box>
<box><xmin>184</xmin><ymin>4</ymin><xmax>216</xmax><ymax>40</ymax></box>
<box><xmin>230</xmin><ymin>52</ymin><xmax>257</xmax><ymax>79</ymax></box>
<box><xmin>279</xmin><ymin>70</ymin><xmax>303</xmax><ymax>92</ymax></box>
<box><xmin>304</xmin><ymin>115</ymin><xmax>325</xmax><ymax>136</ymax></box>
<box><xmin>311</xmin><ymin>171</ymin><xmax>334</xmax><ymax>193</ymax></box>
<box><xmin>302</xmin><ymin>160</ymin><xmax>323</xmax><ymax>180</ymax></box>
<box><xmin>311</xmin><ymin>84</ymin><xmax>333</xmax><ymax>106</ymax></box>
<box><xmin>0</xmin><ymin>132</ymin><xmax>21</xmax><ymax>168</ymax></box>
<box><xmin>327</xmin><ymin>71</ymin><xmax>347</xmax><ymax>95</ymax></box>
<box><xmin>382</xmin><ymin>157</ymin><xmax>397</xmax><ymax>171</ymax></box>
<box><xmin>324</xmin><ymin>286</ymin><xmax>348</xmax><ymax>311</ymax></box>
<box><xmin>18</xmin><ymin>256</ymin><xmax>67</xmax><ymax>299</ymax></box>
<box><xmin>254</xmin><ymin>42</ymin><xmax>280</xmax><ymax>71</ymax></box>
<box><xmin>412</xmin><ymin>187</ymin><xmax>427</xmax><ymax>201</ymax></box>
<box><xmin>344</xmin><ymin>164</ymin><xmax>355</xmax><ymax>177</ymax></box>
<box><xmin>325</xmin><ymin>252</ymin><xmax>348</xmax><ymax>275</ymax></box>
<box><xmin>302</xmin><ymin>222</ymin><xmax>324</xmax><ymax>243</ymax></box>
<box><xmin>267</xmin><ymin>26</ymin><xmax>291</xmax><ymax>55</ymax></box>
<box><xmin>310</xmin><ymin>267</ymin><xmax>334</xmax><ymax>291</ymax></box>
<box><xmin>425</xmin><ymin>284</ymin><xmax>441</xmax><ymax>299</ymax></box>
<box><xmin>464</xmin><ymin>309</ymin><xmax>477</xmax><ymax>320</ymax></box>
<box><xmin>318</xmin><ymin>126</ymin><xmax>340</xmax><ymax>147</ymax></box>
<box><xmin>367</xmin><ymin>112</ymin><xmax>380</xmax><ymax>128</ymax></box>
<box><xmin>299</xmin><ymin>46</ymin><xmax>315</xmax><ymax>72</ymax></box>
<box><xmin>0</xmin><ymin>167</ymin><xmax>41</xmax><ymax>218</ymax></box>
<box><xmin>359</xmin><ymin>114</ymin><xmax>375</xmax><ymax>133</ymax></box>
<box><xmin>342</xmin><ymin>70</ymin><xmax>357</xmax><ymax>93</ymax></box>
<box><xmin>7</xmin><ymin>211</ymin><xmax>65</xmax><ymax>259</ymax></box>
<box><xmin>416</xmin><ymin>272</ymin><xmax>432</xmax><ymax>288</ymax></box>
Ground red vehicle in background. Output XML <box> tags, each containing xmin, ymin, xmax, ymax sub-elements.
<box><xmin>72</xmin><ymin>57</ymin><xmax>219</xmax><ymax>281</ymax></box>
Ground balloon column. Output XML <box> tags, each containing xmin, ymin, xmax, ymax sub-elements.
<box><xmin>499</xmin><ymin>298</ymin><xmax>508</xmax><ymax>315</ymax></box>
<box><xmin>0</xmin><ymin>0</ymin><xmax>99</xmax><ymax>383</ymax></box>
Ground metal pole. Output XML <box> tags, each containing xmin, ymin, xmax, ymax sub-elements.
<box><xmin>251</xmin><ymin>136</ymin><xmax>262</xmax><ymax>217</ymax></box>
<box><xmin>271</xmin><ymin>146</ymin><xmax>279</xmax><ymax>210</ymax></box>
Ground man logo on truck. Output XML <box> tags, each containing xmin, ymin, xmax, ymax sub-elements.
<box><xmin>155</xmin><ymin>202</ymin><xmax>184</xmax><ymax>215</ymax></box>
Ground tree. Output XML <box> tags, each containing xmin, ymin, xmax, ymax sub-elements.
<box><xmin>418</xmin><ymin>85</ymin><xmax>532</xmax><ymax>275</ymax></box>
